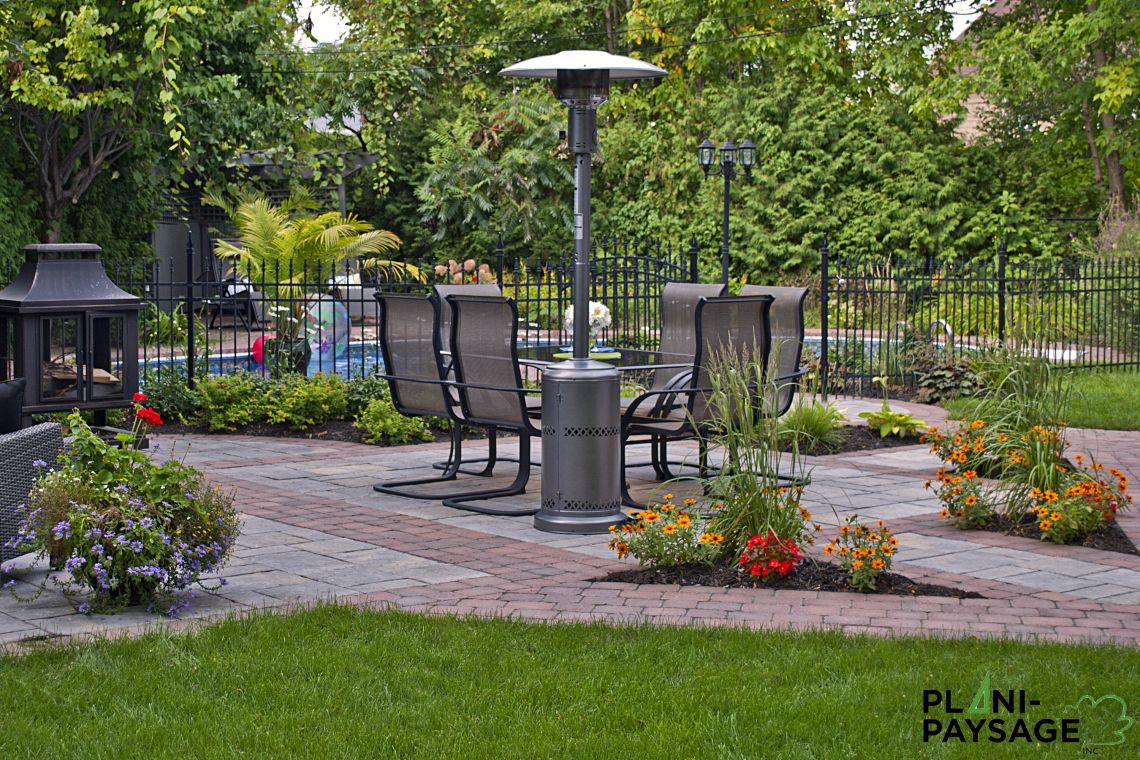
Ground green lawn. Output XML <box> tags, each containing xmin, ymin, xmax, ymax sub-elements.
<box><xmin>945</xmin><ymin>369</ymin><xmax>1140</xmax><ymax>431</ymax></box>
<box><xmin>1</xmin><ymin>605</ymin><xmax>1136</xmax><ymax>758</ymax></box>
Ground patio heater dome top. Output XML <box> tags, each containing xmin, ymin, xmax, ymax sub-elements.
<box><xmin>0</xmin><ymin>244</ymin><xmax>141</xmax><ymax>312</ymax></box>
<box><xmin>498</xmin><ymin>50</ymin><xmax>666</xmax><ymax>80</ymax></box>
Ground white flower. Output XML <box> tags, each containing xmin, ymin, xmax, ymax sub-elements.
<box><xmin>564</xmin><ymin>301</ymin><xmax>611</xmax><ymax>334</ymax></box>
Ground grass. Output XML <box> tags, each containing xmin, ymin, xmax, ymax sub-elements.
<box><xmin>1</xmin><ymin>604</ymin><xmax>1136</xmax><ymax>758</ymax></box>
<box><xmin>944</xmin><ymin>369</ymin><xmax>1140</xmax><ymax>431</ymax></box>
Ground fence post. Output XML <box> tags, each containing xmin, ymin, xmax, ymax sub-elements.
<box><xmin>997</xmin><ymin>238</ymin><xmax>1007</xmax><ymax>345</ymax></box>
<box><xmin>820</xmin><ymin>235</ymin><xmax>830</xmax><ymax>402</ymax></box>
<box><xmin>184</xmin><ymin>229</ymin><xmax>197</xmax><ymax>389</ymax></box>
<box><xmin>496</xmin><ymin>232</ymin><xmax>505</xmax><ymax>283</ymax></box>
<box><xmin>688</xmin><ymin>236</ymin><xmax>699</xmax><ymax>282</ymax></box>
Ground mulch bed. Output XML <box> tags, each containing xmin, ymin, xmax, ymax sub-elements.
<box><xmin>979</xmin><ymin>515</ymin><xmax>1139</xmax><ymax>556</ymax></box>
<box><xmin>785</xmin><ymin>426</ymin><xmax>925</xmax><ymax>457</ymax></box>
<box><xmin>601</xmin><ymin>560</ymin><xmax>984</xmax><ymax>599</ymax></box>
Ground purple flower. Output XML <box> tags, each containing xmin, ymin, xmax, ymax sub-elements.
<box><xmin>90</xmin><ymin>544</ymin><xmax>105</xmax><ymax>557</ymax></box>
<box><xmin>52</xmin><ymin>520</ymin><xmax>72</xmax><ymax>540</ymax></box>
<box><xmin>77</xmin><ymin>602</ymin><xmax>91</xmax><ymax>614</ymax></box>
<box><xmin>130</xmin><ymin>541</ymin><xmax>144</xmax><ymax>554</ymax></box>
<box><xmin>31</xmin><ymin>459</ymin><xmax>47</xmax><ymax>469</ymax></box>
<box><xmin>114</xmin><ymin>483</ymin><xmax>130</xmax><ymax>493</ymax></box>
<box><xmin>64</xmin><ymin>557</ymin><xmax>87</xmax><ymax>572</ymax></box>
<box><xmin>2</xmin><ymin>579</ymin><xmax>15</xmax><ymax>590</ymax></box>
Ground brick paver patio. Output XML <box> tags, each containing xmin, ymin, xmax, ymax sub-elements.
<box><xmin>3</xmin><ymin>398</ymin><xmax>1139</xmax><ymax>647</ymax></box>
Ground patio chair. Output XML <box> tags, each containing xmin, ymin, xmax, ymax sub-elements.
<box><xmin>429</xmin><ymin>283</ymin><xmax>533</xmax><ymax>475</ymax></box>
<box><xmin>620</xmin><ymin>294</ymin><xmax>773</xmax><ymax>508</ymax></box>
<box><xmin>442</xmin><ymin>294</ymin><xmax>542</xmax><ymax>515</ymax></box>
<box><xmin>624</xmin><ymin>282</ymin><xmax>726</xmax><ymax>479</ymax></box>
<box><xmin>371</xmin><ymin>294</ymin><xmax>509</xmax><ymax>499</ymax></box>
<box><xmin>198</xmin><ymin>243</ymin><xmax>266</xmax><ymax>329</ymax></box>
<box><xmin>739</xmin><ymin>285</ymin><xmax>809</xmax><ymax>417</ymax></box>
<box><xmin>1</xmin><ymin>422</ymin><xmax>64</xmax><ymax>566</ymax></box>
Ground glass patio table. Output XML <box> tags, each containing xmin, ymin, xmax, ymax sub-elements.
<box><xmin>514</xmin><ymin>344</ymin><xmax>688</xmax><ymax>372</ymax></box>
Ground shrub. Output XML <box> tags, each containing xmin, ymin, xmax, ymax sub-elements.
<box><xmin>4</xmin><ymin>407</ymin><xmax>239</xmax><ymax>616</ymax></box>
<box><xmin>858</xmin><ymin>378</ymin><xmax>927</xmax><ymax>438</ymax></box>
<box><xmin>777</xmin><ymin>399</ymin><xmax>847</xmax><ymax>453</ymax></box>
<box><xmin>197</xmin><ymin>373</ymin><xmax>272</xmax><ymax>431</ymax></box>
<box><xmin>736</xmin><ymin>530</ymin><xmax>804</xmax><ymax>581</ymax></box>
<box><xmin>141</xmin><ymin>370</ymin><xmax>203</xmax><ymax>424</ymax></box>
<box><xmin>267</xmin><ymin>373</ymin><xmax>348</xmax><ymax>430</ymax></box>
<box><xmin>344</xmin><ymin>373</ymin><xmax>391</xmax><ymax>416</ymax></box>
<box><xmin>607</xmin><ymin>496</ymin><xmax>723</xmax><ymax>567</ymax></box>
<box><xmin>353</xmin><ymin>398</ymin><xmax>433</xmax><ymax>444</ymax></box>
<box><xmin>822</xmin><ymin>516</ymin><xmax>897</xmax><ymax>591</ymax></box>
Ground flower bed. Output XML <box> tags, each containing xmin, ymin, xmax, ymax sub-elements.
<box><xmin>922</xmin><ymin>418</ymin><xmax>1134</xmax><ymax>551</ymax></box>
<box><xmin>4</xmin><ymin>396</ymin><xmax>239</xmax><ymax>616</ymax></box>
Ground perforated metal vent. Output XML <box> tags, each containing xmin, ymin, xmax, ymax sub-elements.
<box><xmin>542</xmin><ymin>498</ymin><xmax>622</xmax><ymax>512</ymax></box>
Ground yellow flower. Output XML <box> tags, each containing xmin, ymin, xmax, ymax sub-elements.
<box><xmin>851</xmin><ymin>560</ymin><xmax>864</xmax><ymax>570</ymax></box>
<box><xmin>939</xmin><ymin>508</ymin><xmax>950</xmax><ymax>519</ymax></box>
<box><xmin>1050</xmin><ymin>511</ymin><xmax>1062</xmax><ymax>522</ymax></box>
<box><xmin>822</xmin><ymin>543</ymin><xmax>835</xmax><ymax>556</ymax></box>
<box><xmin>643</xmin><ymin>511</ymin><xmax>660</xmax><ymax>523</ymax></box>
<box><xmin>662</xmin><ymin>493</ymin><xmax>673</xmax><ymax>501</ymax></box>
<box><xmin>964</xmin><ymin>495</ymin><xmax>978</xmax><ymax>507</ymax></box>
<box><xmin>683</xmin><ymin>498</ymin><xmax>697</xmax><ymax>506</ymax></box>
<box><xmin>662</xmin><ymin>524</ymin><xmax>677</xmax><ymax>535</ymax></box>
<box><xmin>1039</xmin><ymin>520</ymin><xmax>1053</xmax><ymax>531</ymax></box>
<box><xmin>608</xmin><ymin>525</ymin><xmax>617</xmax><ymax>532</ymax></box>
<box><xmin>963</xmin><ymin>470</ymin><xmax>977</xmax><ymax>480</ymax></box>
<box><xmin>971</xmin><ymin>420</ymin><xmax>986</xmax><ymax>429</ymax></box>
<box><xmin>677</xmin><ymin>515</ymin><xmax>692</xmax><ymax>528</ymax></box>
<box><xmin>837</xmin><ymin>546</ymin><xmax>849</xmax><ymax>556</ymax></box>
<box><xmin>871</xmin><ymin>558</ymin><xmax>885</xmax><ymax>569</ymax></box>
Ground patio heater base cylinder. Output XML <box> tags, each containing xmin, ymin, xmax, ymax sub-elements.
<box><xmin>536</xmin><ymin>359</ymin><xmax>626</xmax><ymax>534</ymax></box>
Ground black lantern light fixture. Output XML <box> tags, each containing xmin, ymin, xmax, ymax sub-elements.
<box><xmin>699</xmin><ymin>136</ymin><xmax>756</xmax><ymax>285</ymax></box>
<box><xmin>0</xmin><ymin>244</ymin><xmax>141</xmax><ymax>428</ymax></box>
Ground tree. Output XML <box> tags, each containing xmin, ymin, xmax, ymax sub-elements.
<box><xmin>926</xmin><ymin>0</ymin><xmax>1139</xmax><ymax>214</ymax></box>
<box><xmin>416</xmin><ymin>93</ymin><xmax>571</xmax><ymax>255</ymax></box>
<box><xmin>1</xmin><ymin>0</ymin><xmax>302</xmax><ymax>243</ymax></box>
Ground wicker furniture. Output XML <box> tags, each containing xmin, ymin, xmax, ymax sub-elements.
<box><xmin>0</xmin><ymin>422</ymin><xmax>63</xmax><ymax>564</ymax></box>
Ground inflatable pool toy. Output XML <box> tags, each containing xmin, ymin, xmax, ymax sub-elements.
<box><xmin>304</xmin><ymin>296</ymin><xmax>351</xmax><ymax>373</ymax></box>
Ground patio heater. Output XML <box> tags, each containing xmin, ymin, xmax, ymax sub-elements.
<box><xmin>500</xmin><ymin>51</ymin><xmax>665</xmax><ymax>533</ymax></box>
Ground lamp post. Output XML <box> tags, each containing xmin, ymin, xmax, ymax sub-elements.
<box><xmin>698</xmin><ymin>137</ymin><xmax>755</xmax><ymax>286</ymax></box>
<box><xmin>500</xmin><ymin>50</ymin><xmax>665</xmax><ymax>534</ymax></box>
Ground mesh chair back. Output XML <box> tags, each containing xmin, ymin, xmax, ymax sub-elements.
<box><xmin>739</xmin><ymin>285</ymin><xmax>808</xmax><ymax>416</ymax></box>
<box><xmin>433</xmin><ymin>283</ymin><xmax>503</xmax><ymax>354</ymax></box>
<box><xmin>447</xmin><ymin>295</ymin><xmax>534</xmax><ymax>432</ymax></box>
<box><xmin>688</xmin><ymin>295</ymin><xmax>774</xmax><ymax>424</ymax></box>
<box><xmin>654</xmin><ymin>282</ymin><xmax>726</xmax><ymax>389</ymax></box>
<box><xmin>377</xmin><ymin>294</ymin><xmax>451</xmax><ymax>417</ymax></box>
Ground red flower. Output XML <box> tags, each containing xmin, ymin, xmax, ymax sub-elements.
<box><xmin>133</xmin><ymin>392</ymin><xmax>147</xmax><ymax>402</ymax></box>
<box><xmin>749</xmin><ymin>563</ymin><xmax>763</xmax><ymax>577</ymax></box>
<box><xmin>134</xmin><ymin>407</ymin><xmax>163</xmax><ymax>426</ymax></box>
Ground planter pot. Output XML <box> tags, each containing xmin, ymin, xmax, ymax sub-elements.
<box><xmin>262</xmin><ymin>337</ymin><xmax>312</xmax><ymax>377</ymax></box>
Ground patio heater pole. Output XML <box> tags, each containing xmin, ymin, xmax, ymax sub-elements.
<box><xmin>570</xmin><ymin>105</ymin><xmax>594</xmax><ymax>358</ymax></box>
<box><xmin>500</xmin><ymin>51</ymin><xmax>665</xmax><ymax>534</ymax></box>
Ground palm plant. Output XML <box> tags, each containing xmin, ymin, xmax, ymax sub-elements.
<box><xmin>210</xmin><ymin>193</ymin><xmax>402</xmax><ymax>342</ymax></box>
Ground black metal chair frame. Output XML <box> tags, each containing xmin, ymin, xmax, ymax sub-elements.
<box><xmin>619</xmin><ymin>294</ymin><xmax>774</xmax><ymax>508</ymax></box>
<box><xmin>370</xmin><ymin>293</ymin><xmax>512</xmax><ymax>500</ymax></box>
<box><xmin>438</xmin><ymin>294</ymin><xmax>543</xmax><ymax>515</ymax></box>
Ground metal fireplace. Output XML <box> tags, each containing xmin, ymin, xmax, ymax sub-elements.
<box><xmin>0</xmin><ymin>244</ymin><xmax>141</xmax><ymax>425</ymax></box>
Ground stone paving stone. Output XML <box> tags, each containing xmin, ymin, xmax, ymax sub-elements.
<box><xmin>1001</xmin><ymin>571</ymin><xmax>1100</xmax><ymax>594</ymax></box>
<box><xmin>1077</xmin><ymin>568</ymin><xmax>1140</xmax><ymax>590</ymax></box>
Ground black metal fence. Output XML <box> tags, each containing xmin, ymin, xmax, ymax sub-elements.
<box><xmin>0</xmin><ymin>235</ymin><xmax>699</xmax><ymax>383</ymax></box>
<box><xmin>820</xmin><ymin>239</ymin><xmax>1140</xmax><ymax>396</ymax></box>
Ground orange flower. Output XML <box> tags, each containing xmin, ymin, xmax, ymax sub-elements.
<box><xmin>643</xmin><ymin>511</ymin><xmax>660</xmax><ymax>523</ymax></box>
<box><xmin>662</xmin><ymin>524</ymin><xmax>677</xmax><ymax>535</ymax></box>
<box><xmin>964</xmin><ymin>495</ymin><xmax>978</xmax><ymax>507</ymax></box>
<box><xmin>676</xmin><ymin>515</ymin><xmax>692</xmax><ymax>529</ymax></box>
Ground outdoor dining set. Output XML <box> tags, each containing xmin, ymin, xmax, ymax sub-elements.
<box><xmin>370</xmin><ymin>281</ymin><xmax>809</xmax><ymax>530</ymax></box>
